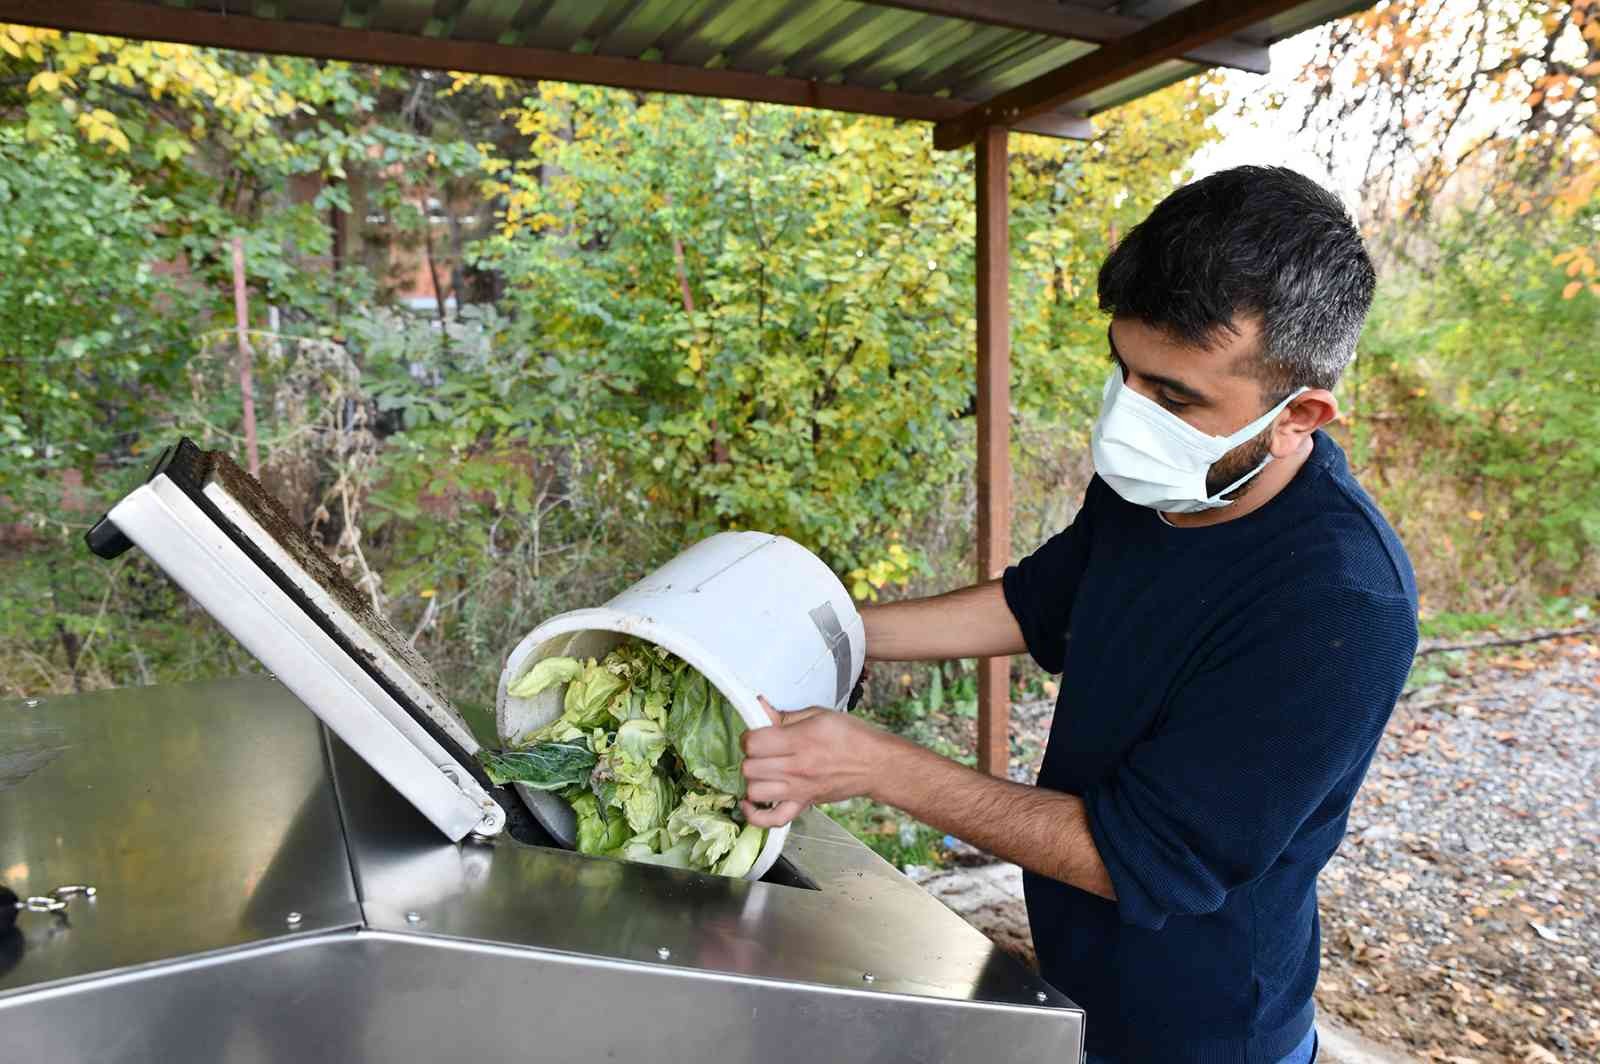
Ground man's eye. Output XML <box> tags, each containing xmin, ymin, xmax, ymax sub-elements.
<box><xmin>1159</xmin><ymin>394</ymin><xmax>1190</xmax><ymax>411</ymax></box>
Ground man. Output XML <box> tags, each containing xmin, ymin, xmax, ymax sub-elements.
<box><xmin>740</xmin><ymin>166</ymin><xmax>1418</xmax><ymax>1064</ymax></box>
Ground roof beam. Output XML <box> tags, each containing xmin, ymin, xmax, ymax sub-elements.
<box><xmin>864</xmin><ymin>0</ymin><xmax>1269</xmax><ymax>75</ymax></box>
<box><xmin>0</xmin><ymin>0</ymin><xmax>1092</xmax><ymax>139</ymax></box>
<box><xmin>933</xmin><ymin>0</ymin><xmax>1308</xmax><ymax>150</ymax></box>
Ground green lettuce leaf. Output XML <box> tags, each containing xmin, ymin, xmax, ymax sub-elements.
<box><xmin>615</xmin><ymin>718</ymin><xmax>668</xmax><ymax>770</ymax></box>
<box><xmin>570</xmin><ymin>790</ymin><xmax>631</xmax><ymax>855</ymax></box>
<box><xmin>666</xmin><ymin>790</ymin><xmax>741</xmax><ymax>869</ymax></box>
<box><xmin>507</xmin><ymin>656</ymin><xmax>583</xmax><ymax>699</ymax></box>
<box><xmin>564</xmin><ymin>663</ymin><xmax>627</xmax><ymax>728</ymax></box>
<box><xmin>617</xmin><ymin>829</ymin><xmax>696</xmax><ymax>869</ymax></box>
<box><xmin>620</xmin><ymin>771</ymin><xmax>676</xmax><ymax>834</ymax></box>
<box><xmin>666</xmin><ymin>671</ymin><xmax>748</xmax><ymax>797</ymax></box>
<box><xmin>715</xmin><ymin>823</ymin><xmax>766</xmax><ymax>878</ymax></box>
<box><xmin>478</xmin><ymin>742</ymin><xmax>597</xmax><ymax>790</ymax></box>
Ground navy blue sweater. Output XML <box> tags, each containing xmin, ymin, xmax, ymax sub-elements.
<box><xmin>1002</xmin><ymin>432</ymin><xmax>1417</xmax><ymax>1064</ymax></box>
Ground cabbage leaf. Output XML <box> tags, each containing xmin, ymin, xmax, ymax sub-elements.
<box><xmin>498</xmin><ymin>639</ymin><xmax>768</xmax><ymax>877</ymax></box>
<box><xmin>666</xmin><ymin>671</ymin><xmax>748</xmax><ymax>797</ymax></box>
<box><xmin>478</xmin><ymin>742</ymin><xmax>596</xmax><ymax>790</ymax></box>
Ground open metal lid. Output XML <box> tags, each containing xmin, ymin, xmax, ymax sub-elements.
<box><xmin>86</xmin><ymin>438</ymin><xmax>538</xmax><ymax>842</ymax></box>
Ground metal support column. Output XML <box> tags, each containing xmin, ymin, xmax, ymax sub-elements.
<box><xmin>975</xmin><ymin>125</ymin><xmax>1011</xmax><ymax>779</ymax></box>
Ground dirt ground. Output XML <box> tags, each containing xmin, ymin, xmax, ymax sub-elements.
<box><xmin>907</xmin><ymin>629</ymin><xmax>1599</xmax><ymax>1064</ymax></box>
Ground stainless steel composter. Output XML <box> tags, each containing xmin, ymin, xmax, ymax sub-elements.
<box><xmin>0</xmin><ymin>438</ymin><xmax>1085</xmax><ymax>1062</ymax></box>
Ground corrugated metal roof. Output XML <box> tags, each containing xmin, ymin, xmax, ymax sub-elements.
<box><xmin>4</xmin><ymin>0</ymin><xmax>1373</xmax><ymax>137</ymax></box>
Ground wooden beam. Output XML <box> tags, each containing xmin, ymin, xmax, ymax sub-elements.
<box><xmin>0</xmin><ymin>0</ymin><xmax>1094</xmax><ymax>140</ymax></box>
<box><xmin>933</xmin><ymin>0</ymin><xmax>1310</xmax><ymax>150</ymax></box>
<box><xmin>864</xmin><ymin>0</ymin><xmax>1270</xmax><ymax>75</ymax></box>
<box><xmin>974</xmin><ymin>125</ymin><xmax>1012</xmax><ymax>781</ymax></box>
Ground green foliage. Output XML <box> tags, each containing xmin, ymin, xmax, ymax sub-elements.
<box><xmin>0</xmin><ymin>128</ymin><xmax>186</xmax><ymax>508</ymax></box>
<box><xmin>473</xmin><ymin>84</ymin><xmax>1216</xmax><ymax>587</ymax></box>
<box><xmin>1350</xmin><ymin>201</ymin><xmax>1600</xmax><ymax>602</ymax></box>
<box><xmin>822</xmin><ymin>797</ymin><xmax>948</xmax><ymax>869</ymax></box>
<box><xmin>1417</xmin><ymin>596</ymin><xmax>1594</xmax><ymax>639</ymax></box>
<box><xmin>480</xmin><ymin>89</ymin><xmax>981</xmax><ymax>578</ymax></box>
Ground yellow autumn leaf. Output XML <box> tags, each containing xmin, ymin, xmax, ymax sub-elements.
<box><xmin>27</xmin><ymin>70</ymin><xmax>61</xmax><ymax>94</ymax></box>
<box><xmin>1466</xmin><ymin>510</ymin><xmax>1485</xmax><ymax>522</ymax></box>
<box><xmin>420</xmin><ymin>589</ymin><xmax>436</xmax><ymax>599</ymax></box>
<box><xmin>1563</xmin><ymin>281</ymin><xmax>1583</xmax><ymax>300</ymax></box>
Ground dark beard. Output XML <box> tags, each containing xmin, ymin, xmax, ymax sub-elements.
<box><xmin>1205</xmin><ymin>426</ymin><xmax>1274</xmax><ymax>499</ymax></box>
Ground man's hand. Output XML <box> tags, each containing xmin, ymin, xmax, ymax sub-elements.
<box><xmin>739</xmin><ymin>694</ymin><xmax>1116</xmax><ymax>901</ymax></box>
<box><xmin>739</xmin><ymin>696</ymin><xmax>890</xmax><ymax>828</ymax></box>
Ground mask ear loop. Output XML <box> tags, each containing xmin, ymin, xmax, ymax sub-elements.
<box><xmin>1201</xmin><ymin>387</ymin><xmax>1312</xmax><ymax>504</ymax></box>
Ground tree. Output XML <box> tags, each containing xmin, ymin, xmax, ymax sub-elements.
<box><xmin>472</xmin><ymin>83</ymin><xmax>1216</xmax><ymax>588</ymax></box>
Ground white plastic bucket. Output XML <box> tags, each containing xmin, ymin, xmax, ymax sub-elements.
<box><xmin>496</xmin><ymin>531</ymin><xmax>865</xmax><ymax>881</ymax></box>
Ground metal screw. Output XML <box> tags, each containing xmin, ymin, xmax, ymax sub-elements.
<box><xmin>1035</xmin><ymin>991</ymin><xmax>1048</xmax><ymax>1003</ymax></box>
<box><xmin>286</xmin><ymin>911</ymin><xmax>303</xmax><ymax>926</ymax></box>
<box><xmin>656</xmin><ymin>946</ymin><xmax>671</xmax><ymax>960</ymax></box>
<box><xmin>862</xmin><ymin>972</ymin><xmax>876</xmax><ymax>983</ymax></box>
<box><xmin>405</xmin><ymin>911</ymin><xmax>422</xmax><ymax>924</ymax></box>
<box><xmin>23</xmin><ymin>699</ymin><xmax>39</xmax><ymax>707</ymax></box>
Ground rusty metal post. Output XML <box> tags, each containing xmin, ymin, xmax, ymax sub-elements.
<box><xmin>975</xmin><ymin>126</ymin><xmax>1011</xmax><ymax>779</ymax></box>
<box><xmin>231</xmin><ymin>236</ymin><xmax>260</xmax><ymax>479</ymax></box>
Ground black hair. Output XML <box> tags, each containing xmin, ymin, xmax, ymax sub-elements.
<box><xmin>1097</xmin><ymin>165</ymin><xmax>1376</xmax><ymax>393</ymax></box>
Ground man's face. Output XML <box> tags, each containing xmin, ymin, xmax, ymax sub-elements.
<box><xmin>1105</xmin><ymin>317</ymin><xmax>1279</xmax><ymax>499</ymax></box>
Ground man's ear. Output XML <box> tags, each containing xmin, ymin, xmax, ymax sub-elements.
<box><xmin>1271</xmin><ymin>390</ymin><xmax>1338</xmax><ymax>457</ymax></box>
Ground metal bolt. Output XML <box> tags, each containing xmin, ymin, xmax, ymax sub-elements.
<box><xmin>862</xmin><ymin>972</ymin><xmax>876</xmax><ymax>983</ymax></box>
<box><xmin>1035</xmin><ymin>991</ymin><xmax>1048</xmax><ymax>1003</ymax></box>
<box><xmin>50</xmin><ymin>885</ymin><xmax>96</xmax><ymax>901</ymax></box>
<box><xmin>23</xmin><ymin>699</ymin><xmax>39</xmax><ymax>707</ymax></box>
<box><xmin>405</xmin><ymin>911</ymin><xmax>422</xmax><ymax>924</ymax></box>
<box><xmin>656</xmin><ymin>946</ymin><xmax>672</xmax><ymax>960</ymax></box>
<box><xmin>286</xmin><ymin>911</ymin><xmax>303</xmax><ymax>926</ymax></box>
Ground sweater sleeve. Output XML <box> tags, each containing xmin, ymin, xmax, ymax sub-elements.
<box><xmin>1001</xmin><ymin>480</ymin><xmax>1099</xmax><ymax>675</ymax></box>
<box><xmin>1082</xmin><ymin>584</ymin><xmax>1418</xmax><ymax>931</ymax></box>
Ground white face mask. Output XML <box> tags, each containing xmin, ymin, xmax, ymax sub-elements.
<box><xmin>1090</xmin><ymin>368</ymin><xmax>1308</xmax><ymax>514</ymax></box>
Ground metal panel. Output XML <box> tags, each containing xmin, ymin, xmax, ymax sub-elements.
<box><xmin>0</xmin><ymin>0</ymin><xmax>1374</xmax><ymax>144</ymax></box>
<box><xmin>2</xmin><ymin>677</ymin><xmax>1082</xmax><ymax>1059</ymax></box>
<box><xmin>328</xmin><ymin>730</ymin><xmax>1076</xmax><ymax>1013</ymax></box>
<box><xmin>0</xmin><ymin>680</ymin><xmax>361</xmax><ymax>996</ymax></box>
<box><xmin>0</xmin><ymin>931</ymin><xmax>1081</xmax><ymax>1062</ymax></box>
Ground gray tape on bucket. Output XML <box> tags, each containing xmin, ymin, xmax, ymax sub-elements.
<box><xmin>808</xmin><ymin>602</ymin><xmax>851</xmax><ymax>707</ymax></box>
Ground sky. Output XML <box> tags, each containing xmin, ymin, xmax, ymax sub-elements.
<box><xmin>1186</xmin><ymin>31</ymin><xmax>1364</xmax><ymax>211</ymax></box>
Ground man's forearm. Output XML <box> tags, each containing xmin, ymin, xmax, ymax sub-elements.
<box><xmin>870</xmin><ymin>732</ymin><xmax>1115</xmax><ymax>901</ymax></box>
<box><xmin>862</xmin><ymin>579</ymin><xmax>1028</xmax><ymax>661</ymax></box>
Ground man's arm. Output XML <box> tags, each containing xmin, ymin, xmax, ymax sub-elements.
<box><xmin>740</xmin><ymin>702</ymin><xmax>1114</xmax><ymax>900</ymax></box>
<box><xmin>861</xmin><ymin>579</ymin><xmax>1028</xmax><ymax>661</ymax></box>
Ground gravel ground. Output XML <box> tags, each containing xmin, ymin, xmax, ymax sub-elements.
<box><xmin>905</xmin><ymin>630</ymin><xmax>1599</xmax><ymax>1064</ymax></box>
